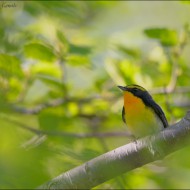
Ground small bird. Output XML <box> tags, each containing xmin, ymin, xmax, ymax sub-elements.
<box><xmin>118</xmin><ymin>84</ymin><xmax>168</xmax><ymax>138</ymax></box>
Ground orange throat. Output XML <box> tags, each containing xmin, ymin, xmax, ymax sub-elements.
<box><xmin>123</xmin><ymin>91</ymin><xmax>145</xmax><ymax>114</ymax></box>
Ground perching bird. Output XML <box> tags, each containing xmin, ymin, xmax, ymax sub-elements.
<box><xmin>118</xmin><ymin>84</ymin><xmax>168</xmax><ymax>138</ymax></box>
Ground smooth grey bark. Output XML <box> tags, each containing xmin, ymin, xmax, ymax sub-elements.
<box><xmin>37</xmin><ymin>111</ymin><xmax>190</xmax><ymax>189</ymax></box>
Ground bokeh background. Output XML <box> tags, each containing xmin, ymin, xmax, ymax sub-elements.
<box><xmin>1</xmin><ymin>1</ymin><xmax>190</xmax><ymax>188</ymax></box>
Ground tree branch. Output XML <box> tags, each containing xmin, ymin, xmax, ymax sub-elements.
<box><xmin>11</xmin><ymin>95</ymin><xmax>107</xmax><ymax>114</ymax></box>
<box><xmin>11</xmin><ymin>86</ymin><xmax>190</xmax><ymax>116</ymax></box>
<box><xmin>0</xmin><ymin>114</ymin><xmax>131</xmax><ymax>138</ymax></box>
<box><xmin>37</xmin><ymin>111</ymin><xmax>190</xmax><ymax>189</ymax></box>
<box><xmin>12</xmin><ymin>98</ymin><xmax>65</xmax><ymax>114</ymax></box>
<box><xmin>151</xmin><ymin>86</ymin><xmax>190</xmax><ymax>95</ymax></box>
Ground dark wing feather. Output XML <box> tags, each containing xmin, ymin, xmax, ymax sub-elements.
<box><xmin>141</xmin><ymin>91</ymin><xmax>168</xmax><ymax>128</ymax></box>
<box><xmin>122</xmin><ymin>106</ymin><xmax>126</xmax><ymax>123</ymax></box>
<box><xmin>149</xmin><ymin>100</ymin><xmax>168</xmax><ymax>128</ymax></box>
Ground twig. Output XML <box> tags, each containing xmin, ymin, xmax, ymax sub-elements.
<box><xmin>173</xmin><ymin>101</ymin><xmax>190</xmax><ymax>108</ymax></box>
<box><xmin>11</xmin><ymin>95</ymin><xmax>108</xmax><ymax>114</ymax></box>
<box><xmin>0</xmin><ymin>114</ymin><xmax>131</xmax><ymax>138</ymax></box>
<box><xmin>11</xmin><ymin>86</ymin><xmax>190</xmax><ymax>115</ymax></box>
<box><xmin>151</xmin><ymin>86</ymin><xmax>190</xmax><ymax>94</ymax></box>
<box><xmin>12</xmin><ymin>98</ymin><xmax>65</xmax><ymax>114</ymax></box>
<box><xmin>0</xmin><ymin>113</ymin><xmax>42</xmax><ymax>135</ymax></box>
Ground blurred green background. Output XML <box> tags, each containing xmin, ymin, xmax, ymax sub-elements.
<box><xmin>1</xmin><ymin>1</ymin><xmax>190</xmax><ymax>189</ymax></box>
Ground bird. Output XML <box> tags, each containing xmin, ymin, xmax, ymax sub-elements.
<box><xmin>118</xmin><ymin>84</ymin><xmax>168</xmax><ymax>138</ymax></box>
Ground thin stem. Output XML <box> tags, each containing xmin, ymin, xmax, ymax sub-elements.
<box><xmin>0</xmin><ymin>113</ymin><xmax>131</xmax><ymax>138</ymax></box>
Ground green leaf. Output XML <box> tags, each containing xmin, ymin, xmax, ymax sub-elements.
<box><xmin>144</xmin><ymin>28</ymin><xmax>178</xmax><ymax>46</ymax></box>
<box><xmin>69</xmin><ymin>44</ymin><xmax>91</xmax><ymax>55</ymax></box>
<box><xmin>160</xmin><ymin>30</ymin><xmax>178</xmax><ymax>46</ymax></box>
<box><xmin>24</xmin><ymin>43</ymin><xmax>56</xmax><ymax>62</ymax></box>
<box><xmin>31</xmin><ymin>62</ymin><xmax>62</xmax><ymax>78</ymax></box>
<box><xmin>117</xmin><ymin>46</ymin><xmax>140</xmax><ymax>58</ymax></box>
<box><xmin>144</xmin><ymin>28</ymin><xmax>166</xmax><ymax>39</ymax></box>
<box><xmin>66</xmin><ymin>55</ymin><xmax>90</xmax><ymax>66</ymax></box>
<box><xmin>36</xmin><ymin>74</ymin><xmax>64</xmax><ymax>90</ymax></box>
<box><xmin>56</xmin><ymin>30</ymin><xmax>69</xmax><ymax>54</ymax></box>
<box><xmin>0</xmin><ymin>54</ymin><xmax>23</xmax><ymax>79</ymax></box>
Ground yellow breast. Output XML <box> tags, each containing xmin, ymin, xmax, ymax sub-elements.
<box><xmin>123</xmin><ymin>92</ymin><xmax>161</xmax><ymax>137</ymax></box>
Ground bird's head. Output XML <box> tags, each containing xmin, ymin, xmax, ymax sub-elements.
<box><xmin>118</xmin><ymin>84</ymin><xmax>150</xmax><ymax>101</ymax></box>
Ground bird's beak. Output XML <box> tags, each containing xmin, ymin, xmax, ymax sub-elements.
<box><xmin>117</xmin><ymin>85</ymin><xmax>127</xmax><ymax>91</ymax></box>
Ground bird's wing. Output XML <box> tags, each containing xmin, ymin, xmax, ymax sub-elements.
<box><xmin>150</xmin><ymin>101</ymin><xmax>168</xmax><ymax>128</ymax></box>
<box><xmin>122</xmin><ymin>106</ymin><xmax>126</xmax><ymax>123</ymax></box>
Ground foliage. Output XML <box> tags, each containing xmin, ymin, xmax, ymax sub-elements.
<box><xmin>1</xmin><ymin>1</ymin><xmax>190</xmax><ymax>189</ymax></box>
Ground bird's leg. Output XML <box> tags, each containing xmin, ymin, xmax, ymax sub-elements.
<box><xmin>129</xmin><ymin>134</ymin><xmax>138</xmax><ymax>144</ymax></box>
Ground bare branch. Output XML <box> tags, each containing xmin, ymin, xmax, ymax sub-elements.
<box><xmin>151</xmin><ymin>86</ymin><xmax>190</xmax><ymax>95</ymax></box>
<box><xmin>11</xmin><ymin>95</ymin><xmax>107</xmax><ymax>114</ymax></box>
<box><xmin>12</xmin><ymin>98</ymin><xmax>65</xmax><ymax>114</ymax></box>
<box><xmin>1</xmin><ymin>114</ymin><xmax>131</xmax><ymax>138</ymax></box>
<box><xmin>37</xmin><ymin>111</ymin><xmax>190</xmax><ymax>189</ymax></box>
<box><xmin>173</xmin><ymin>101</ymin><xmax>190</xmax><ymax>108</ymax></box>
<box><xmin>11</xmin><ymin>85</ymin><xmax>190</xmax><ymax>117</ymax></box>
